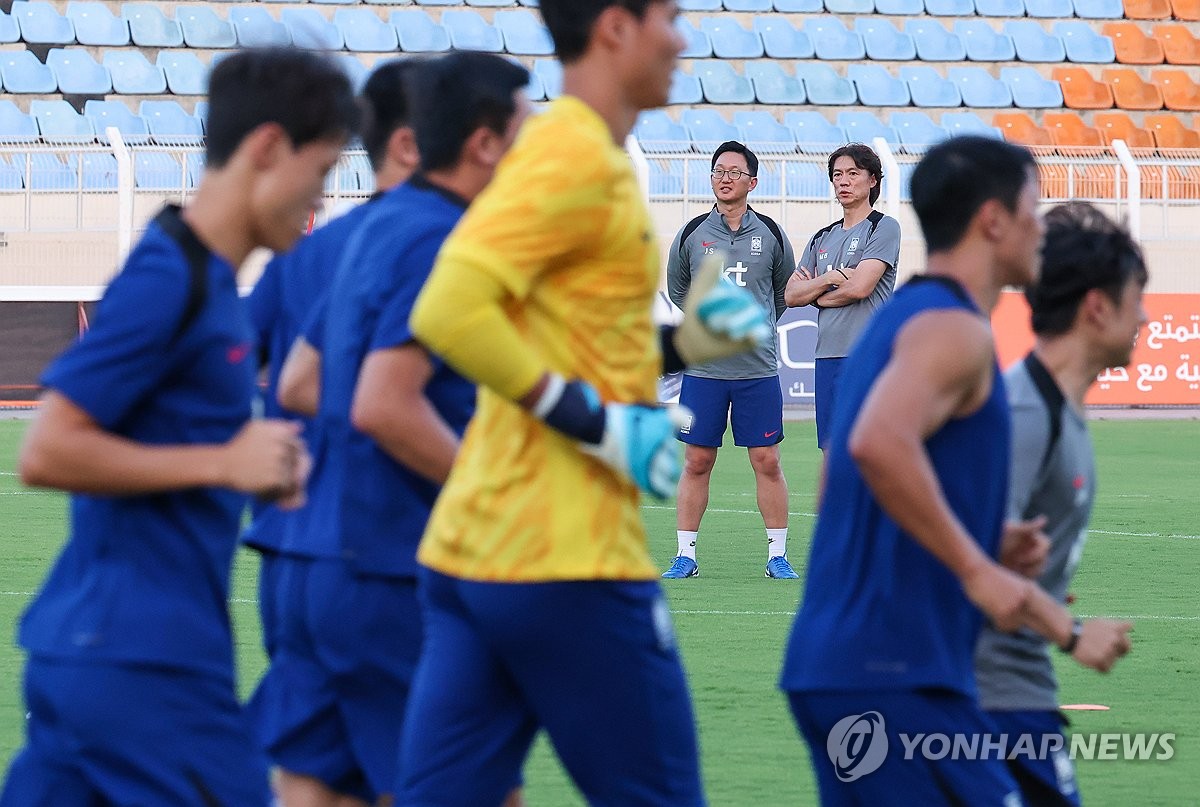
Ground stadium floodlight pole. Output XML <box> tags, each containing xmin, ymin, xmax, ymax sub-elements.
<box><xmin>1111</xmin><ymin>138</ymin><xmax>1141</xmax><ymax>242</ymax></box>
<box><xmin>107</xmin><ymin>126</ymin><xmax>134</xmax><ymax>264</ymax></box>
<box><xmin>872</xmin><ymin>136</ymin><xmax>900</xmax><ymax>216</ymax></box>
<box><xmin>625</xmin><ymin>133</ymin><xmax>651</xmax><ymax>205</ymax></box>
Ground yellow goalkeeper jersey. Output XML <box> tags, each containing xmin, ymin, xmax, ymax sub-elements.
<box><xmin>416</xmin><ymin>96</ymin><xmax>661</xmax><ymax>582</ymax></box>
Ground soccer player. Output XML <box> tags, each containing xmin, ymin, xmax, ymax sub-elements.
<box><xmin>975</xmin><ymin>202</ymin><xmax>1144</xmax><ymax>806</ymax></box>
<box><xmin>1</xmin><ymin>48</ymin><xmax>356</xmax><ymax>807</ymax></box>
<box><xmin>252</xmin><ymin>52</ymin><xmax>532</xmax><ymax>807</ymax></box>
<box><xmin>779</xmin><ymin>137</ymin><xmax>1132</xmax><ymax>806</ymax></box>
<box><xmin>662</xmin><ymin>140</ymin><xmax>798</xmax><ymax>580</ymax></box>
<box><xmin>783</xmin><ymin>143</ymin><xmax>901</xmax><ymax>488</ymax></box>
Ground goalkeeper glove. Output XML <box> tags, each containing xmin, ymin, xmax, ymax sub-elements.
<box><xmin>674</xmin><ymin>251</ymin><xmax>773</xmax><ymax>366</ymax></box>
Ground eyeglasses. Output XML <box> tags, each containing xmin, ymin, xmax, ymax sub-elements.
<box><xmin>711</xmin><ymin>169</ymin><xmax>753</xmax><ymax>181</ymax></box>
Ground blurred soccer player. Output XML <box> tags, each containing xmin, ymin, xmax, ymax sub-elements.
<box><xmin>1</xmin><ymin>48</ymin><xmax>355</xmax><ymax>807</ymax></box>
<box><xmin>779</xmin><ymin>137</ymin><xmax>1132</xmax><ymax>806</ymax></box>
<box><xmin>975</xmin><ymin>202</ymin><xmax>1144</xmax><ymax>806</ymax></box>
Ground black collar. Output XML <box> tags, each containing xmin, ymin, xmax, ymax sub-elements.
<box><xmin>907</xmin><ymin>274</ymin><xmax>976</xmax><ymax>310</ymax></box>
<box><xmin>408</xmin><ymin>172</ymin><xmax>470</xmax><ymax>210</ymax></box>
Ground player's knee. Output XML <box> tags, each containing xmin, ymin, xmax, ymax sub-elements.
<box><xmin>683</xmin><ymin>448</ymin><xmax>717</xmax><ymax>477</ymax></box>
<box><xmin>748</xmin><ymin>447</ymin><xmax>782</xmax><ymax>479</ymax></box>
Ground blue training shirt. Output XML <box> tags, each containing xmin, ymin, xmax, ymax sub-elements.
<box><xmin>781</xmin><ymin>276</ymin><xmax>1010</xmax><ymax>698</ymax></box>
<box><xmin>20</xmin><ymin>211</ymin><xmax>256</xmax><ymax>680</ymax></box>
<box><xmin>300</xmin><ymin>175</ymin><xmax>475</xmax><ymax>578</ymax></box>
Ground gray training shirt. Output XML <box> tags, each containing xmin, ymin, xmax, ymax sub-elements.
<box><xmin>798</xmin><ymin>212</ymin><xmax>901</xmax><ymax>359</ymax></box>
<box><xmin>667</xmin><ymin>206</ymin><xmax>795</xmax><ymax>380</ymax></box>
<box><xmin>975</xmin><ymin>355</ymin><xmax>1096</xmax><ymax>712</ymax></box>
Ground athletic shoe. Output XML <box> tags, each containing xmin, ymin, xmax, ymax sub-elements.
<box><xmin>662</xmin><ymin>556</ymin><xmax>699</xmax><ymax>579</ymax></box>
<box><xmin>765</xmin><ymin>556</ymin><xmax>799</xmax><ymax>579</ymax></box>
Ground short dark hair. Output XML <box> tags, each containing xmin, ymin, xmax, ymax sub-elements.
<box><xmin>539</xmin><ymin>0</ymin><xmax>656</xmax><ymax>62</ymax></box>
<box><xmin>1027</xmin><ymin>202</ymin><xmax>1148</xmax><ymax>336</ymax></box>
<box><xmin>360</xmin><ymin>59</ymin><xmax>417</xmax><ymax>172</ymax></box>
<box><xmin>406</xmin><ymin>52</ymin><xmax>528</xmax><ymax>172</ymax></box>
<box><xmin>711</xmin><ymin>141</ymin><xmax>758</xmax><ymax>177</ymax></box>
<box><xmin>827</xmin><ymin>143</ymin><xmax>883</xmax><ymax>205</ymax></box>
<box><xmin>204</xmin><ymin>48</ymin><xmax>358</xmax><ymax>169</ymax></box>
<box><xmin>910</xmin><ymin>136</ymin><xmax>1036</xmax><ymax>254</ymax></box>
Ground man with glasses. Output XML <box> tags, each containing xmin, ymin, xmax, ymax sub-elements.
<box><xmin>663</xmin><ymin>140</ymin><xmax>798</xmax><ymax>579</ymax></box>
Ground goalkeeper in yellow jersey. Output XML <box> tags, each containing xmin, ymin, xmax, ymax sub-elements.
<box><xmin>394</xmin><ymin>0</ymin><xmax>769</xmax><ymax>803</ymax></box>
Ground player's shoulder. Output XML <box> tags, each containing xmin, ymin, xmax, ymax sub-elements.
<box><xmin>872</xmin><ymin>213</ymin><xmax>902</xmax><ymax>237</ymax></box>
<box><xmin>509</xmin><ymin>99</ymin><xmax>624</xmax><ymax>183</ymax></box>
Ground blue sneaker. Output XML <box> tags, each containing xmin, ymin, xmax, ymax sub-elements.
<box><xmin>765</xmin><ymin>556</ymin><xmax>799</xmax><ymax>579</ymax></box>
<box><xmin>662</xmin><ymin>556</ymin><xmax>699</xmax><ymax>579</ymax></box>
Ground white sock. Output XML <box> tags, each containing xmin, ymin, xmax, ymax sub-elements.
<box><xmin>677</xmin><ymin>531</ymin><xmax>698</xmax><ymax>560</ymax></box>
<box><xmin>767</xmin><ymin>528</ymin><xmax>788</xmax><ymax>559</ymax></box>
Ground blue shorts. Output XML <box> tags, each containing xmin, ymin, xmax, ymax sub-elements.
<box><xmin>814</xmin><ymin>357</ymin><xmax>846</xmax><ymax>450</ymax></box>
<box><xmin>257</xmin><ymin>547</ymin><xmax>284</xmax><ymax>660</ymax></box>
<box><xmin>787</xmin><ymin>689</ymin><xmax>1021</xmax><ymax>807</ymax></box>
<box><xmin>396</xmin><ymin>569</ymin><xmax>704</xmax><ymax>807</ymax></box>
<box><xmin>677</xmin><ymin>374</ymin><xmax>783</xmax><ymax>448</ymax></box>
<box><xmin>248</xmin><ymin>557</ymin><xmax>422</xmax><ymax>802</ymax></box>
<box><xmin>988</xmin><ymin>710</ymin><xmax>1081</xmax><ymax>807</ymax></box>
<box><xmin>1</xmin><ymin>657</ymin><xmax>270</xmax><ymax>807</ymax></box>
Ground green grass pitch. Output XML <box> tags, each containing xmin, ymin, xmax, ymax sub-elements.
<box><xmin>0</xmin><ymin>418</ymin><xmax>1196</xmax><ymax>805</ymax></box>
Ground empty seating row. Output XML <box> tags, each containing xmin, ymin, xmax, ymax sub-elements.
<box><xmin>0</xmin><ymin>150</ymin><xmax>205</xmax><ymax>191</ymax></box>
<box><xmin>0</xmin><ymin>98</ymin><xmax>203</xmax><ymax>145</ymax></box>
<box><xmin>995</xmin><ymin>108</ymin><xmax>1200</xmax><ymax>145</ymax></box>
<box><xmin>1104</xmin><ymin>21</ymin><xmax>1200</xmax><ymax>62</ymax></box>
<box><xmin>681</xmin><ymin>0</ymin><xmax>1128</xmax><ymax>15</ymax></box>
<box><xmin>0</xmin><ymin>48</ymin><xmax>211</xmax><ymax>95</ymax></box>
<box><xmin>1123</xmin><ymin>0</ymin><xmax>1199</xmax><ymax>20</ymax></box>
<box><xmin>1056</xmin><ymin>66</ymin><xmax>1200</xmax><ymax>109</ymax></box>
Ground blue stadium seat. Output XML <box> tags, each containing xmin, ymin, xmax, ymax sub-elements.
<box><xmin>1004</xmin><ymin>21</ymin><xmax>1067</xmax><ymax>62</ymax></box>
<box><xmin>1072</xmin><ymin>0</ymin><xmax>1123</xmax><ymax>16</ymax></box>
<box><xmin>954</xmin><ymin>20</ymin><xmax>1016</xmax><ymax>62</ymax></box>
<box><xmin>1052</xmin><ymin>21</ymin><xmax>1115</xmax><ymax>63</ymax></box>
<box><xmin>900</xmin><ymin>65</ymin><xmax>963</xmax><ymax>107</ymax></box>
<box><xmin>926</xmin><ymin>0</ymin><xmax>974</xmax><ymax>12</ymax></box>
<box><xmin>134</xmin><ymin>152</ymin><xmax>184</xmax><ymax>190</ymax></box>
<box><xmin>85</xmin><ymin>99</ymin><xmax>150</xmax><ymax>144</ymax></box>
<box><xmin>311</xmin><ymin>0</ymin><xmax>359</xmax><ymax>6</ymax></box>
<box><xmin>69</xmin><ymin>152</ymin><xmax>119</xmax><ymax>190</ymax></box>
<box><xmin>47</xmin><ymin>48</ymin><xmax>112</xmax><ymax>95</ymax></box>
<box><xmin>693</xmin><ymin>60</ymin><xmax>754</xmax><ymax>104</ymax></box>
<box><xmin>229</xmin><ymin>5</ymin><xmax>290</xmax><ymax>47</ymax></box>
<box><xmin>753</xmin><ymin>18</ymin><xmax>813</xmax><ymax>59</ymax></box>
<box><xmin>805</xmin><ymin>17</ymin><xmax>865</xmax><ymax>61</ymax></box>
<box><xmin>281</xmin><ymin>8</ymin><xmax>343</xmax><ymax>50</ymax></box>
<box><xmin>682</xmin><ymin>109</ymin><xmax>739</xmax><ymax>152</ymax></box>
<box><xmin>0</xmin><ymin>100</ymin><xmax>40</xmax><ymax>142</ymax></box>
<box><xmin>390</xmin><ymin>10</ymin><xmax>451</xmax><ymax>52</ymax></box>
<box><xmin>533</xmin><ymin>58</ymin><xmax>562</xmax><ymax>99</ymax></box>
<box><xmin>725</xmin><ymin>0</ymin><xmax>772</xmax><ymax>10</ymax></box>
<box><xmin>523</xmin><ymin>68</ymin><xmax>545</xmax><ymax>102</ymax></box>
<box><xmin>948</xmin><ymin>66</ymin><xmax>1014</xmax><ymax>107</ymax></box>
<box><xmin>334</xmin><ymin>54</ymin><xmax>367</xmax><ymax>92</ymax></box>
<box><xmin>836</xmin><ymin>110</ymin><xmax>898</xmax><ymax>147</ymax></box>
<box><xmin>941</xmin><ymin>111</ymin><xmax>1004</xmax><ymax>138</ymax></box>
<box><xmin>66</xmin><ymin>2</ymin><xmax>129</xmax><ymax>46</ymax></box>
<box><xmin>683</xmin><ymin>159</ymin><xmax>714</xmax><ymax>198</ymax></box>
<box><xmin>336</xmin><ymin>9</ymin><xmax>398</xmax><ymax>52</ymax></box>
<box><xmin>496</xmin><ymin>10</ymin><xmax>553</xmax><ymax>55</ymax></box>
<box><xmin>157</xmin><ymin>51</ymin><xmax>207</xmax><ymax>96</ymax></box>
<box><xmin>104</xmin><ymin>50</ymin><xmax>166</xmax><ymax>94</ymax></box>
<box><xmin>466</xmin><ymin>0</ymin><xmax>515</xmax><ymax>7</ymax></box>
<box><xmin>1001</xmin><ymin>66</ymin><xmax>1065</xmax><ymax>108</ymax></box>
<box><xmin>122</xmin><ymin>3</ymin><xmax>183</xmax><ymax>48</ymax></box>
<box><xmin>647</xmin><ymin>161</ymin><xmax>684</xmax><ymax>197</ymax></box>
<box><xmin>14</xmin><ymin>153</ymin><xmax>76</xmax><ymax>190</ymax></box>
<box><xmin>1023</xmin><ymin>0</ymin><xmax>1073</xmax><ymax>15</ymax></box>
<box><xmin>442</xmin><ymin>10</ymin><xmax>504</xmax><ymax>52</ymax></box>
<box><xmin>753</xmin><ymin>163</ymin><xmax>782</xmax><ymax>198</ymax></box>
<box><xmin>849</xmin><ymin>64</ymin><xmax>912</xmax><ymax>106</ymax></box>
<box><xmin>0</xmin><ymin>51</ymin><xmax>57</xmax><ymax>93</ymax></box>
<box><xmin>635</xmin><ymin>110</ymin><xmax>691</xmax><ymax>153</ymax></box>
<box><xmin>675</xmin><ymin>18</ymin><xmax>712</xmax><ymax>58</ymax></box>
<box><xmin>746</xmin><ymin>61</ymin><xmax>807</xmax><ymax>104</ymax></box>
<box><xmin>0</xmin><ymin>12</ymin><xmax>19</xmax><ymax>44</ymax></box>
<box><xmin>906</xmin><ymin>19</ymin><xmax>966</xmax><ymax>61</ymax></box>
<box><xmin>896</xmin><ymin>162</ymin><xmax>916</xmax><ymax>202</ymax></box>
<box><xmin>141</xmin><ymin>100</ymin><xmax>203</xmax><ymax>145</ymax></box>
<box><xmin>177</xmin><ymin>6</ymin><xmax>236</xmax><ymax>48</ymax></box>
<box><xmin>0</xmin><ymin>156</ymin><xmax>23</xmax><ymax>190</ymax></box>
<box><xmin>784</xmin><ymin>111</ymin><xmax>846</xmax><ymax>153</ymax></box>
<box><xmin>795</xmin><ymin>63</ymin><xmax>858</xmax><ymax>105</ymax></box>
<box><xmin>11</xmin><ymin>1</ymin><xmax>75</xmax><ymax>45</ymax></box>
<box><xmin>733</xmin><ymin>110</ymin><xmax>797</xmax><ymax>154</ymax></box>
<box><xmin>679</xmin><ymin>0</ymin><xmax>721</xmax><ymax>9</ymax></box>
<box><xmin>699</xmin><ymin>18</ymin><xmax>764</xmax><ymax>59</ymax></box>
<box><xmin>784</xmin><ymin>162</ymin><xmax>830</xmax><ymax>199</ymax></box>
<box><xmin>774</xmin><ymin>0</ymin><xmax>822</xmax><ymax>9</ymax></box>
<box><xmin>31</xmin><ymin>100</ymin><xmax>95</xmax><ymax>144</ymax></box>
<box><xmin>874</xmin><ymin>0</ymin><xmax>924</xmax><ymax>11</ymax></box>
<box><xmin>890</xmin><ymin>111</ymin><xmax>949</xmax><ymax>152</ymax></box>
<box><xmin>824</xmin><ymin>0</ymin><xmax>874</xmax><ymax>12</ymax></box>
<box><xmin>194</xmin><ymin>100</ymin><xmax>208</xmax><ymax>130</ymax></box>
<box><xmin>185</xmin><ymin>152</ymin><xmax>205</xmax><ymax>188</ymax></box>
<box><xmin>974</xmin><ymin>0</ymin><xmax>1026</xmax><ymax>12</ymax></box>
<box><xmin>668</xmin><ymin>70</ymin><xmax>703</xmax><ymax>105</ymax></box>
<box><xmin>855</xmin><ymin>17</ymin><xmax>916</xmax><ymax>61</ymax></box>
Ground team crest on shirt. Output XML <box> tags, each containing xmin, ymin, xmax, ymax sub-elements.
<box><xmin>751</xmin><ymin>236</ymin><xmax>762</xmax><ymax>255</ymax></box>
<box><xmin>848</xmin><ymin>237</ymin><xmax>860</xmax><ymax>253</ymax></box>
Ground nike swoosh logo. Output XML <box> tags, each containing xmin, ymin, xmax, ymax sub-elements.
<box><xmin>764</xmin><ymin>430</ymin><xmax>779</xmax><ymax>438</ymax></box>
<box><xmin>702</xmin><ymin>240</ymin><xmax>718</xmax><ymax>247</ymax></box>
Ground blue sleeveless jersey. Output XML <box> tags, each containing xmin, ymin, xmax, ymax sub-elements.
<box><xmin>781</xmin><ymin>276</ymin><xmax>1010</xmax><ymax>697</ymax></box>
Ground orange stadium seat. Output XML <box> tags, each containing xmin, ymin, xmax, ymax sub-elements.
<box><xmin>993</xmin><ymin>112</ymin><xmax>1054</xmax><ymax>146</ymax></box>
<box><xmin>1170</xmin><ymin>0</ymin><xmax>1200</xmax><ymax>19</ymax></box>
<box><xmin>1122</xmin><ymin>0</ymin><xmax>1173</xmax><ymax>18</ymax></box>
<box><xmin>1144</xmin><ymin>112</ymin><xmax>1200</xmax><ymax>146</ymax></box>
<box><xmin>1104</xmin><ymin>22</ymin><xmax>1164</xmax><ymax>64</ymax></box>
<box><xmin>1053</xmin><ymin>67</ymin><xmax>1115</xmax><ymax>109</ymax></box>
<box><xmin>1153</xmin><ymin>24</ymin><xmax>1200</xmax><ymax>64</ymax></box>
<box><xmin>1152</xmin><ymin>69</ymin><xmax>1200</xmax><ymax>111</ymax></box>
<box><xmin>1102</xmin><ymin>68</ymin><xmax>1164</xmax><ymax>110</ymax></box>
<box><xmin>1043</xmin><ymin>111</ymin><xmax>1105</xmax><ymax>147</ymax></box>
<box><xmin>1093</xmin><ymin>112</ymin><xmax>1156</xmax><ymax>146</ymax></box>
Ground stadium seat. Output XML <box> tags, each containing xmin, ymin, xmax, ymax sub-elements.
<box><xmin>1171</xmin><ymin>0</ymin><xmax>1200</xmax><ymax>19</ymax></box>
<box><xmin>941</xmin><ymin>110</ymin><xmax>1003</xmax><ymax>138</ymax></box>
<box><xmin>784</xmin><ymin>111</ymin><xmax>846</xmax><ymax>152</ymax></box>
<box><xmin>679</xmin><ymin>0</ymin><xmax>721</xmax><ymax>9</ymax></box>
<box><xmin>1152</xmin><ymin>69</ymin><xmax>1200</xmax><ymax>110</ymax></box>
<box><xmin>674</xmin><ymin>18</ymin><xmax>711</xmax><ymax>57</ymax></box>
<box><xmin>282</xmin><ymin>8</ymin><xmax>343</xmax><ymax>50</ymax></box>
<box><xmin>906</xmin><ymin>19</ymin><xmax>966</xmax><ymax>62</ymax></box>
<box><xmin>848</xmin><ymin>64</ymin><xmax>911</xmax><ymax>106</ymax></box>
<box><xmin>13</xmin><ymin>152</ymin><xmax>77</xmax><ymax>190</ymax></box>
<box><xmin>414</xmin><ymin>0</ymin><xmax>459</xmax><ymax>6</ymax></box>
<box><xmin>875</xmin><ymin>0</ymin><xmax>924</xmax><ymax>11</ymax></box>
<box><xmin>1122</xmin><ymin>0</ymin><xmax>1171</xmax><ymax>18</ymax></box>
<box><xmin>1144</xmin><ymin>112</ymin><xmax>1200</xmax><ymax>146</ymax></box>
<box><xmin>948</xmin><ymin>66</ymin><xmax>1013</xmax><ymax>107</ymax></box>
<box><xmin>0</xmin><ymin>51</ymin><xmax>57</xmax><ymax>93</ymax></box>
<box><xmin>466</xmin><ymin>0</ymin><xmax>515</xmax><ymax>7</ymax></box>
<box><xmin>725</xmin><ymin>0</ymin><xmax>772</xmax><ymax>10</ymax></box>
<box><xmin>733</xmin><ymin>110</ymin><xmax>797</xmax><ymax>154</ymax></box>
<box><xmin>993</xmin><ymin>112</ymin><xmax>1054</xmax><ymax>145</ymax></box>
<box><xmin>635</xmin><ymin>110</ymin><xmax>690</xmax><ymax>153</ymax></box>
<box><xmin>311</xmin><ymin>0</ymin><xmax>359</xmax><ymax>6</ymax></box>
<box><xmin>1004</xmin><ymin>21</ymin><xmax>1067</xmax><ymax>62</ymax></box>
<box><xmin>954</xmin><ymin>20</ymin><xmax>1016</xmax><ymax>62</ymax></box>
<box><xmin>85</xmin><ymin>99</ymin><xmax>150</xmax><ymax>144</ymax></box>
<box><xmin>1043</xmin><ymin>111</ymin><xmax>1104</xmax><ymax>146</ymax></box>
<box><xmin>66</xmin><ymin>2</ymin><xmax>128</xmax><ymax>46</ymax></box>
<box><xmin>668</xmin><ymin>70</ymin><xmax>704</xmax><ymax>104</ymax></box>
<box><xmin>784</xmin><ymin>162</ymin><xmax>830</xmax><ymax>200</ymax></box>
<box><xmin>824</xmin><ymin>0</ymin><xmax>874</xmax><ymax>11</ymax></box>
<box><xmin>1002</xmin><ymin>66</ymin><xmax>1066</xmax><ymax>108</ymax></box>
<box><xmin>890</xmin><ymin>111</ymin><xmax>949</xmax><ymax>152</ymax></box>
<box><xmin>745</xmin><ymin>61</ymin><xmax>807</xmax><ymax>104</ymax></box>
<box><xmin>1105</xmin><ymin>22</ymin><xmax>1164</xmax><ymax>64</ymax></box>
<box><xmin>1053</xmin><ymin>21</ymin><xmax>1116</xmax><ymax>63</ymax></box>
<box><xmin>682</xmin><ymin>109</ymin><xmax>739</xmax><ymax>152</ymax></box>
<box><xmin>104</xmin><ymin>50</ymin><xmax>166</xmax><ymax>94</ymax></box>
<box><xmin>699</xmin><ymin>17</ymin><xmax>764</xmax><ymax>59</ymax></box>
<box><xmin>837</xmin><ymin>111</ymin><xmax>898</xmax><ymax>147</ymax></box>
<box><xmin>0</xmin><ymin>155</ymin><xmax>23</xmax><ymax>190</ymax></box>
<box><xmin>177</xmin><ymin>7</ymin><xmax>236</xmax><ymax>49</ymax></box>
<box><xmin>773</xmin><ymin>0</ymin><xmax>822</xmax><ymax>10</ymax></box>
<box><xmin>533</xmin><ymin>58</ymin><xmax>561</xmax><ymax>99</ymax></box>
<box><xmin>122</xmin><ymin>3</ymin><xmax>183</xmax><ymax>48</ymax></box>
<box><xmin>523</xmin><ymin>68</ymin><xmax>546</xmax><ymax>102</ymax></box>
<box><xmin>31</xmin><ymin>99</ymin><xmax>94</xmax><ymax>144</ymax></box>
<box><xmin>753</xmin><ymin>163</ymin><xmax>782</xmax><ymax>198</ymax></box>
<box><xmin>753</xmin><ymin>18</ymin><xmax>813</xmax><ymax>59</ymax></box>
<box><xmin>442</xmin><ymin>10</ymin><xmax>503</xmax><ymax>52</ymax></box>
<box><xmin>1074</xmin><ymin>0</ymin><xmax>1124</xmax><ymax>16</ymax></box>
<box><xmin>1103</xmin><ymin>68</ymin><xmax>1164</xmax><ymax>109</ymax></box>
<box><xmin>496</xmin><ymin>10</ymin><xmax>552</xmax><ymax>55</ymax></box>
<box><xmin>68</xmin><ymin>152</ymin><xmax>118</xmax><ymax>190</ymax></box>
<box><xmin>0</xmin><ymin>100</ymin><xmax>40</xmax><ymax>142</ymax></box>
<box><xmin>683</xmin><ymin>159</ymin><xmax>714</xmax><ymax>198</ymax></box>
<box><xmin>134</xmin><ymin>152</ymin><xmax>184</xmax><ymax>190</ymax></box>
<box><xmin>795</xmin><ymin>63</ymin><xmax>859</xmax><ymax>105</ymax></box>
<box><xmin>334</xmin><ymin>54</ymin><xmax>367</xmax><ymax>92</ymax></box>
<box><xmin>195</xmin><ymin>100</ymin><xmax>209</xmax><ymax>130</ymax></box>
<box><xmin>855</xmin><ymin>18</ymin><xmax>916</xmax><ymax>61</ymax></box>
<box><xmin>0</xmin><ymin>12</ymin><xmax>18</xmax><ymax>44</ymax></box>
<box><xmin>647</xmin><ymin>162</ymin><xmax>684</xmax><ymax>198</ymax></box>
<box><xmin>11</xmin><ymin>1</ymin><xmax>75</xmax><ymax>44</ymax></box>
<box><xmin>975</xmin><ymin>0</ymin><xmax>1026</xmax><ymax>14</ymax></box>
<box><xmin>390</xmin><ymin>10</ymin><xmax>451</xmax><ymax>52</ymax></box>
<box><xmin>925</xmin><ymin>0</ymin><xmax>973</xmax><ymax>13</ymax></box>
<box><xmin>805</xmin><ymin>17</ymin><xmax>866</xmax><ymax>61</ymax></box>
<box><xmin>229</xmin><ymin>5</ymin><xmax>290</xmax><ymax>47</ymax></box>
<box><xmin>1023</xmin><ymin>0</ymin><xmax>1074</xmax><ymax>14</ymax></box>
<box><xmin>336</xmin><ymin>9</ymin><xmax>398</xmax><ymax>52</ymax></box>
<box><xmin>141</xmin><ymin>100</ymin><xmax>203</xmax><ymax>144</ymax></box>
<box><xmin>1054</xmin><ymin>66</ymin><xmax>1115</xmax><ymax>108</ymax></box>
<box><xmin>157</xmin><ymin>51</ymin><xmax>207</xmax><ymax>96</ymax></box>
<box><xmin>900</xmin><ymin>65</ymin><xmax>962</xmax><ymax>107</ymax></box>
<box><xmin>693</xmin><ymin>60</ymin><xmax>755</xmax><ymax>104</ymax></box>
<box><xmin>1154</xmin><ymin>25</ymin><xmax>1200</xmax><ymax>65</ymax></box>
<box><xmin>1093</xmin><ymin>111</ymin><xmax>1155</xmax><ymax>145</ymax></box>
<box><xmin>47</xmin><ymin>48</ymin><xmax>111</xmax><ymax>95</ymax></box>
